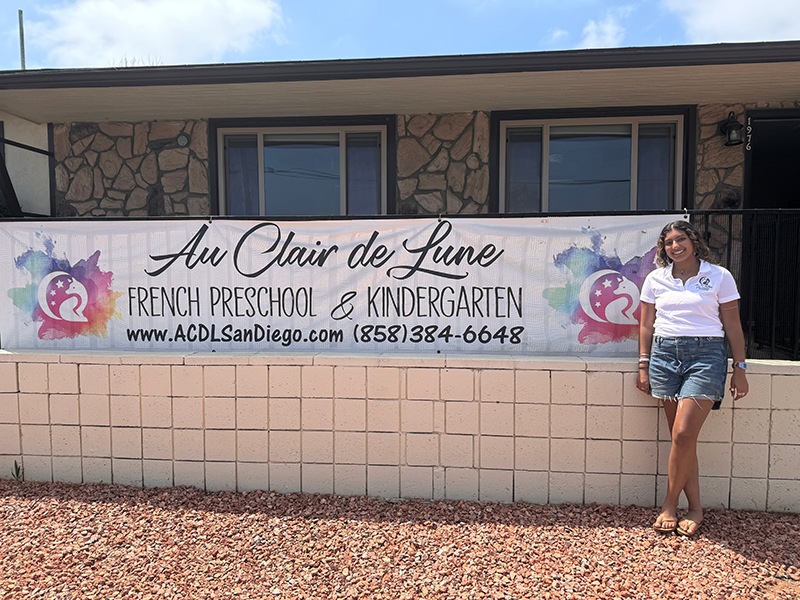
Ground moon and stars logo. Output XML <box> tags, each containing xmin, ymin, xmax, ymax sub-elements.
<box><xmin>543</xmin><ymin>232</ymin><xmax>658</xmax><ymax>345</ymax></box>
<box><xmin>8</xmin><ymin>243</ymin><xmax>123</xmax><ymax>341</ymax></box>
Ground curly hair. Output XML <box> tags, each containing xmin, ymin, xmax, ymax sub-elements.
<box><xmin>656</xmin><ymin>220</ymin><xmax>715</xmax><ymax>267</ymax></box>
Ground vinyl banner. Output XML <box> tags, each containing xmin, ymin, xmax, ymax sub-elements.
<box><xmin>0</xmin><ymin>215</ymin><xmax>678</xmax><ymax>355</ymax></box>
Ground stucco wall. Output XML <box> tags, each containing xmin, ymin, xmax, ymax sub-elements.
<box><xmin>1</xmin><ymin>352</ymin><xmax>797</xmax><ymax>512</ymax></box>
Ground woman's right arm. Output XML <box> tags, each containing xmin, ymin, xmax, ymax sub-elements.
<box><xmin>638</xmin><ymin>301</ymin><xmax>656</xmax><ymax>393</ymax></box>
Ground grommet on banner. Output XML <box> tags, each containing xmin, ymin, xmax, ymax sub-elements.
<box><xmin>438</xmin><ymin>213</ymin><xmax>443</xmax><ymax>222</ymax></box>
<box><xmin>683</xmin><ymin>208</ymin><xmax>689</xmax><ymax>221</ymax></box>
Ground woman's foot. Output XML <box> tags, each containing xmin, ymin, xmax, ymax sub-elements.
<box><xmin>677</xmin><ymin>508</ymin><xmax>703</xmax><ymax>537</ymax></box>
<box><xmin>653</xmin><ymin>511</ymin><xmax>679</xmax><ymax>533</ymax></box>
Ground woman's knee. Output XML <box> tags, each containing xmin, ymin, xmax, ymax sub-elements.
<box><xmin>671</xmin><ymin>425</ymin><xmax>699</xmax><ymax>448</ymax></box>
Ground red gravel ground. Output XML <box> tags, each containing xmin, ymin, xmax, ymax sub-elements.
<box><xmin>1</xmin><ymin>480</ymin><xmax>798</xmax><ymax>600</ymax></box>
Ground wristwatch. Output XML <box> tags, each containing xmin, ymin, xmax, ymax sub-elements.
<box><xmin>733</xmin><ymin>362</ymin><xmax>748</xmax><ymax>371</ymax></box>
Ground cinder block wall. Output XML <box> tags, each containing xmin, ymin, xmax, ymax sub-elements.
<box><xmin>0</xmin><ymin>352</ymin><xmax>797</xmax><ymax>513</ymax></box>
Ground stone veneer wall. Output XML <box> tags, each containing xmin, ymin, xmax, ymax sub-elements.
<box><xmin>396</xmin><ymin>112</ymin><xmax>489</xmax><ymax>215</ymax></box>
<box><xmin>695</xmin><ymin>101</ymin><xmax>800</xmax><ymax>210</ymax></box>
<box><xmin>53</xmin><ymin>121</ymin><xmax>210</xmax><ymax>217</ymax></box>
<box><xmin>1</xmin><ymin>352</ymin><xmax>798</xmax><ymax>512</ymax></box>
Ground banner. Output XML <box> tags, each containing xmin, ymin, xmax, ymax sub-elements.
<box><xmin>0</xmin><ymin>215</ymin><xmax>678</xmax><ymax>355</ymax></box>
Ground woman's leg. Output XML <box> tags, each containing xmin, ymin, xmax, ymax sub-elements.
<box><xmin>660</xmin><ymin>397</ymin><xmax>714</xmax><ymax>532</ymax></box>
<box><xmin>662</xmin><ymin>400</ymin><xmax>702</xmax><ymax>511</ymax></box>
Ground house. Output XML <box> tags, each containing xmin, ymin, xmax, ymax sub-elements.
<box><xmin>0</xmin><ymin>41</ymin><xmax>798</xmax><ymax>509</ymax></box>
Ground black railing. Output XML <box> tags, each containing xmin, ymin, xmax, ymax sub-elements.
<box><xmin>690</xmin><ymin>210</ymin><xmax>800</xmax><ymax>361</ymax></box>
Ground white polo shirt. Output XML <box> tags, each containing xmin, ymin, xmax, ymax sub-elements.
<box><xmin>640</xmin><ymin>261</ymin><xmax>740</xmax><ymax>337</ymax></box>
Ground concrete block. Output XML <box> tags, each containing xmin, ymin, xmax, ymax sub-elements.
<box><xmin>480</xmin><ymin>436</ymin><xmax>513</xmax><ymax>470</ymax></box>
<box><xmin>82</xmin><ymin>457</ymin><xmax>112</xmax><ymax>484</ymax></box>
<box><xmin>269</xmin><ymin>398</ymin><xmax>300</xmax><ymax>430</ymax></box>
<box><xmin>51</xmin><ymin>425</ymin><xmax>80</xmax><ymax>456</ymax></box>
<box><xmin>368</xmin><ymin>432</ymin><xmax>400</xmax><ymax>465</ymax></box>
<box><xmin>441</xmin><ymin>369</ymin><xmax>473</xmax><ymax>401</ymax></box>
<box><xmin>142</xmin><ymin>428</ymin><xmax>172</xmax><ymax>460</ymax></box>
<box><xmin>52</xmin><ymin>456</ymin><xmax>82</xmax><ymax>483</ymax></box>
<box><xmin>334</xmin><ymin>432</ymin><xmax>366</xmax><ymax>464</ymax></box>
<box><xmin>440</xmin><ymin>434</ymin><xmax>473</xmax><ymax>468</ymax></box>
<box><xmin>81</xmin><ymin>426</ymin><xmax>110</xmax><ymax>457</ymax></box>
<box><xmin>110</xmin><ymin>365</ymin><xmax>139</xmax><ymax>396</ymax></box>
<box><xmin>550</xmin><ymin>438</ymin><xmax>585</xmax><ymax>472</ymax></box>
<box><xmin>173</xmin><ymin>461</ymin><xmax>205</xmax><ymax>489</ymax></box>
<box><xmin>334</xmin><ymin>398</ymin><xmax>366</xmax><ymax>431</ymax></box>
<box><xmin>732</xmin><ymin>443</ymin><xmax>769</xmax><ymax>479</ymax></box>
<box><xmin>514</xmin><ymin>470</ymin><xmax>549</xmax><ymax>504</ymax></box>
<box><xmin>772</xmin><ymin>375</ymin><xmax>799</xmax><ymax>409</ymax></box>
<box><xmin>367</xmin><ymin>399</ymin><xmax>399</xmax><ymax>432</ymax></box>
<box><xmin>173</xmin><ymin>429</ymin><xmax>204</xmax><ymax>461</ymax></box>
<box><xmin>334</xmin><ymin>367</ymin><xmax>367</xmax><ymax>399</ymax></box>
<box><xmin>586</xmin><ymin>406</ymin><xmax>622</xmax><ymax>440</ymax></box>
<box><xmin>767</xmin><ymin>479</ymin><xmax>800</xmax><ymax>513</ymax></box>
<box><xmin>270</xmin><ymin>430</ymin><xmax>301</xmax><ymax>463</ymax></box>
<box><xmin>480</xmin><ymin>469</ymin><xmax>513</xmax><ymax>502</ymax></box>
<box><xmin>550</xmin><ymin>404</ymin><xmax>586</xmax><ymax>438</ymax></box>
<box><xmin>302</xmin><ymin>431</ymin><xmax>333</xmax><ymax>463</ymax></box>
<box><xmin>237</xmin><ymin>462</ymin><xmax>269</xmax><ymax>492</ymax></box>
<box><xmin>696</xmin><ymin>442</ymin><xmax>732</xmax><ymax>477</ymax></box>
<box><xmin>18</xmin><ymin>363</ymin><xmax>48</xmax><ymax>393</ymax></box>
<box><xmin>0</xmin><ymin>394</ymin><xmax>19</xmax><ymax>423</ymax></box>
<box><xmin>368</xmin><ymin>465</ymin><xmax>400</xmax><ymax>498</ymax></box>
<box><xmin>445</xmin><ymin>467</ymin><xmax>479</xmax><ymax>501</ymax></box>
<box><xmin>172</xmin><ymin>366</ymin><xmax>204</xmax><ymax>397</ymax></box>
<box><xmin>367</xmin><ymin>367</ymin><xmax>400</xmax><ymax>399</ymax></box>
<box><xmin>49</xmin><ymin>364</ymin><xmax>79</xmax><ymax>394</ymax></box>
<box><xmin>302</xmin><ymin>366</ymin><xmax>333</xmax><ymax>398</ymax></box>
<box><xmin>48</xmin><ymin>395</ymin><xmax>78</xmax><ymax>426</ymax></box>
<box><xmin>729</xmin><ymin>478</ymin><xmax>767</xmax><ymax>511</ymax></box>
<box><xmin>205</xmin><ymin>429</ymin><xmax>236</xmax><ymax>462</ymax></box>
<box><xmin>401</xmin><ymin>466</ymin><xmax>433</xmax><ymax>499</ymax></box>
<box><xmin>480</xmin><ymin>403</ymin><xmax>513</xmax><ymax>436</ymax></box>
<box><xmin>302</xmin><ymin>463</ymin><xmax>334</xmax><ymax>494</ymax></box>
<box><xmin>622</xmin><ymin>407</ymin><xmax>658</xmax><ymax>441</ymax></box>
<box><xmin>549</xmin><ymin>472</ymin><xmax>584</xmax><ymax>504</ymax></box>
<box><xmin>112</xmin><ymin>427</ymin><xmax>142</xmax><ymax>459</ymax></box>
<box><xmin>405</xmin><ymin>433</ymin><xmax>439</xmax><ymax>466</ymax></box>
<box><xmin>236</xmin><ymin>366</ymin><xmax>268</xmax><ymax>397</ymax></box>
<box><xmin>585</xmin><ymin>473</ymin><xmax>620</xmax><ymax>505</ymax></box>
<box><xmin>551</xmin><ymin>371</ymin><xmax>586</xmax><ymax>405</ymax></box>
<box><xmin>514</xmin><ymin>437</ymin><xmax>549</xmax><ymax>471</ymax></box>
<box><xmin>79</xmin><ymin>365</ymin><xmax>110</xmax><ymax>395</ymax></box>
<box><xmin>769</xmin><ymin>445</ymin><xmax>800</xmax><ymax>479</ymax></box>
<box><xmin>112</xmin><ymin>458</ymin><xmax>143</xmax><ymax>487</ymax></box>
<box><xmin>446</xmin><ymin>402</ymin><xmax>478</xmax><ymax>434</ymax></box>
<box><xmin>21</xmin><ymin>424</ymin><xmax>50</xmax><ymax>455</ymax></box>
<box><xmin>334</xmin><ymin>464</ymin><xmax>367</xmax><ymax>496</ymax></box>
<box><xmin>21</xmin><ymin>455</ymin><xmax>52</xmax><ymax>482</ymax></box>
<box><xmin>0</xmin><ymin>423</ymin><xmax>20</xmax><ymax>454</ymax></box>
<box><xmin>270</xmin><ymin>366</ymin><xmax>302</xmax><ymax>397</ymax></box>
<box><xmin>270</xmin><ymin>463</ymin><xmax>302</xmax><ymax>493</ymax></box>
<box><xmin>515</xmin><ymin>404</ymin><xmax>549</xmax><ymax>438</ymax></box>
<box><xmin>622</xmin><ymin>440</ymin><xmax>658</xmax><ymax>475</ymax></box>
<box><xmin>205</xmin><ymin>462</ymin><xmax>237</xmax><ymax>492</ymax></box>
<box><xmin>237</xmin><ymin>430</ymin><xmax>268</xmax><ymax>462</ymax></box>
<box><xmin>19</xmin><ymin>394</ymin><xmax>49</xmax><ymax>424</ymax></box>
<box><xmin>0</xmin><ymin>363</ymin><xmax>18</xmax><ymax>393</ymax></box>
<box><xmin>698</xmin><ymin>476</ymin><xmax>730</xmax><ymax>509</ymax></box>
<box><xmin>589</xmin><ymin>372</ymin><xmax>623</xmax><ymax>406</ymax></box>
<box><xmin>698</xmin><ymin>408</ymin><xmax>732</xmax><ymax>443</ymax></box>
<box><xmin>143</xmin><ymin>460</ymin><xmax>173</xmax><ymax>488</ymax></box>
<box><xmin>236</xmin><ymin>397</ymin><xmax>268</xmax><ymax>430</ymax></box>
<box><xmin>172</xmin><ymin>397</ymin><xmax>203</xmax><ymax>429</ymax></box>
<box><xmin>620</xmin><ymin>474</ymin><xmax>657</xmax><ymax>507</ymax></box>
<box><xmin>771</xmin><ymin>410</ymin><xmax>800</xmax><ymax>445</ymax></box>
<box><xmin>204</xmin><ymin>366</ymin><xmax>236</xmax><ymax>397</ymax></box>
<box><xmin>401</xmin><ymin>400</ymin><xmax>434</xmax><ymax>432</ymax></box>
<box><xmin>515</xmin><ymin>370</ymin><xmax>549</xmax><ymax>403</ymax></box>
<box><xmin>406</xmin><ymin>368</ymin><xmax>439</xmax><ymax>400</ymax></box>
<box><xmin>140</xmin><ymin>365</ymin><xmax>172</xmax><ymax>397</ymax></box>
<box><xmin>204</xmin><ymin>397</ymin><xmax>235</xmax><ymax>429</ymax></box>
<box><xmin>732</xmin><ymin>409</ymin><xmax>769</xmax><ymax>443</ymax></box>
<box><xmin>110</xmin><ymin>396</ymin><xmax>141</xmax><ymax>427</ymax></box>
<box><xmin>481</xmin><ymin>370</ymin><xmax>514</xmax><ymax>403</ymax></box>
<box><xmin>733</xmin><ymin>373</ymin><xmax>770</xmax><ymax>409</ymax></box>
<box><xmin>142</xmin><ymin>396</ymin><xmax>172</xmax><ymax>428</ymax></box>
<box><xmin>586</xmin><ymin>440</ymin><xmax>621</xmax><ymax>474</ymax></box>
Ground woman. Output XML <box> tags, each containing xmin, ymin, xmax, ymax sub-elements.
<box><xmin>637</xmin><ymin>220</ymin><xmax>748</xmax><ymax>537</ymax></box>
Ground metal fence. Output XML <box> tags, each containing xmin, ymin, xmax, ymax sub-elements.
<box><xmin>690</xmin><ymin>209</ymin><xmax>800</xmax><ymax>361</ymax></box>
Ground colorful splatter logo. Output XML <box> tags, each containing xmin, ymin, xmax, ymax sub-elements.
<box><xmin>8</xmin><ymin>237</ymin><xmax>123</xmax><ymax>340</ymax></box>
<box><xmin>543</xmin><ymin>230</ymin><xmax>658</xmax><ymax>345</ymax></box>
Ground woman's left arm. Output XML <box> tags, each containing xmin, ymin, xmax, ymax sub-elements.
<box><xmin>720</xmin><ymin>300</ymin><xmax>749</xmax><ymax>399</ymax></box>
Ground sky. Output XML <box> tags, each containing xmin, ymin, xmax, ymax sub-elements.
<box><xmin>1</xmin><ymin>0</ymin><xmax>800</xmax><ymax>71</ymax></box>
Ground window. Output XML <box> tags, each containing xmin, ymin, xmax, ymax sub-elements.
<box><xmin>500</xmin><ymin>115</ymin><xmax>683</xmax><ymax>212</ymax></box>
<box><xmin>217</xmin><ymin>124</ymin><xmax>387</xmax><ymax>216</ymax></box>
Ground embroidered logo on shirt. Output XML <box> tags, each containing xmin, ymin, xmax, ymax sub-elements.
<box><xmin>695</xmin><ymin>276</ymin><xmax>713</xmax><ymax>291</ymax></box>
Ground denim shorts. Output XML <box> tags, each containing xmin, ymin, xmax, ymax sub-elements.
<box><xmin>649</xmin><ymin>336</ymin><xmax>728</xmax><ymax>409</ymax></box>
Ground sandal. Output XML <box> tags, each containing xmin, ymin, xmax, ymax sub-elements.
<box><xmin>653</xmin><ymin>515</ymin><xmax>678</xmax><ymax>534</ymax></box>
<box><xmin>676</xmin><ymin>519</ymin><xmax>703</xmax><ymax>537</ymax></box>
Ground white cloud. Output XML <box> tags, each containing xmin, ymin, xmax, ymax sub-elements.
<box><xmin>663</xmin><ymin>0</ymin><xmax>800</xmax><ymax>43</ymax></box>
<box><xmin>28</xmin><ymin>0</ymin><xmax>283</xmax><ymax>68</ymax></box>
<box><xmin>544</xmin><ymin>27</ymin><xmax>570</xmax><ymax>45</ymax></box>
<box><xmin>579</xmin><ymin>5</ymin><xmax>634</xmax><ymax>48</ymax></box>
